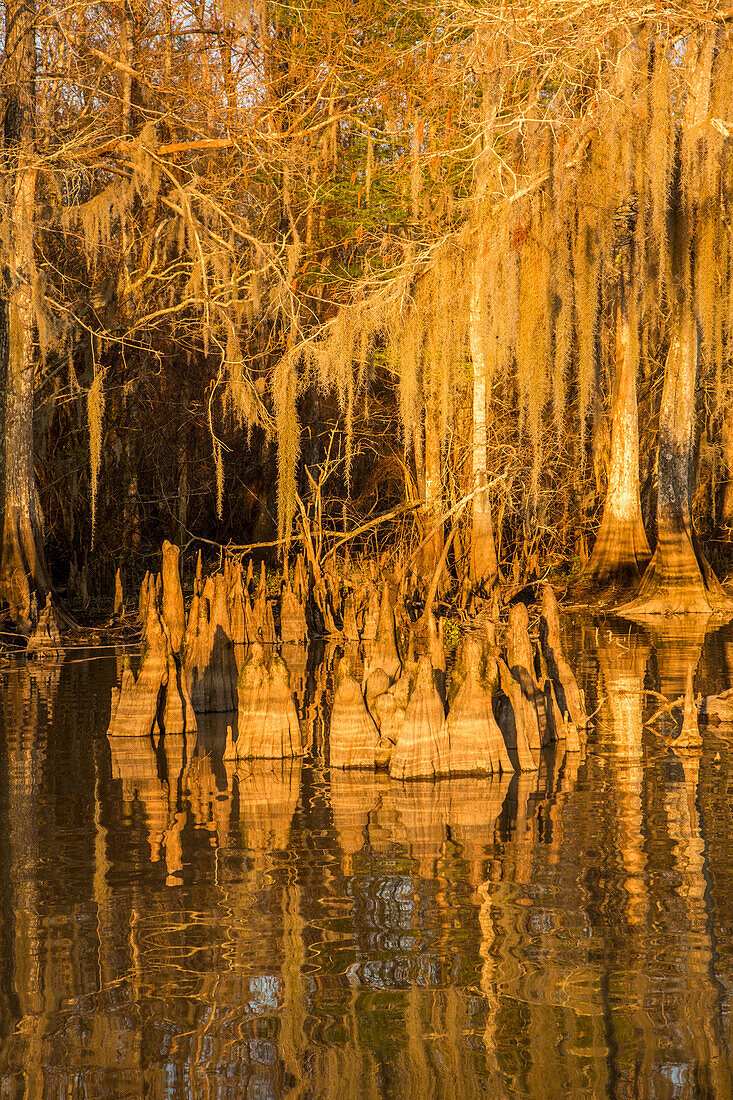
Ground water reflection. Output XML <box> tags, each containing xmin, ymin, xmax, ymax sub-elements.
<box><xmin>646</xmin><ymin>616</ymin><xmax>711</xmax><ymax>700</ymax></box>
<box><xmin>660</xmin><ymin>751</ymin><xmax>731</xmax><ymax>1099</ymax></box>
<box><xmin>0</xmin><ymin>623</ymin><xmax>732</xmax><ymax>1096</ymax></box>
<box><xmin>329</xmin><ymin>769</ymin><xmax>388</xmax><ymax>874</ymax></box>
<box><xmin>229</xmin><ymin>757</ymin><xmax>302</xmax><ymax>861</ymax></box>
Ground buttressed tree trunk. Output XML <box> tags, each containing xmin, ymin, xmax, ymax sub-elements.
<box><xmin>622</xmin><ymin>312</ymin><xmax>731</xmax><ymax>617</ymax></box>
<box><xmin>624</xmin><ymin>29</ymin><xmax>731</xmax><ymax>617</ymax></box>
<box><xmin>468</xmin><ymin>232</ymin><xmax>498</xmax><ymax>591</ymax></box>
<box><xmin>573</xmin><ymin>214</ymin><xmax>650</xmax><ymax>603</ymax></box>
<box><xmin>0</xmin><ymin>0</ymin><xmax>50</xmax><ymax>626</ymax></box>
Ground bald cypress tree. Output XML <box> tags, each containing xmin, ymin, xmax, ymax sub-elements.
<box><xmin>571</xmin><ymin>199</ymin><xmax>651</xmax><ymax>604</ymax></box>
<box><xmin>305</xmin><ymin>9</ymin><xmax>733</xmax><ymax>612</ymax></box>
<box><xmin>0</xmin><ymin>0</ymin><xmax>50</xmax><ymax>626</ymax></box>
<box><xmin>621</xmin><ymin>28</ymin><xmax>733</xmax><ymax>616</ymax></box>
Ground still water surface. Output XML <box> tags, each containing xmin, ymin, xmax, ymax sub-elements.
<box><xmin>0</xmin><ymin>618</ymin><xmax>733</xmax><ymax>1098</ymax></box>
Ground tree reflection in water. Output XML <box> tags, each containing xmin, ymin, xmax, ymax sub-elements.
<box><xmin>0</xmin><ymin>624</ymin><xmax>732</xmax><ymax>1097</ymax></box>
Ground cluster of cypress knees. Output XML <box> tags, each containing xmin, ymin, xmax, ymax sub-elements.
<box><xmin>106</xmin><ymin>541</ymin><xmax>590</xmax><ymax>779</ymax></box>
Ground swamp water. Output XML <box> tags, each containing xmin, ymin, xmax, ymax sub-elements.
<box><xmin>0</xmin><ymin>618</ymin><xmax>732</xmax><ymax>1098</ymax></box>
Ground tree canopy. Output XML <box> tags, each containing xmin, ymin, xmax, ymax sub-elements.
<box><xmin>2</xmin><ymin>0</ymin><xmax>733</xmax><ymax>617</ymax></box>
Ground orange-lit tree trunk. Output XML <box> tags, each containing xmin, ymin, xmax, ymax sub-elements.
<box><xmin>622</xmin><ymin>29</ymin><xmax>730</xmax><ymax>616</ymax></box>
<box><xmin>416</xmin><ymin>383</ymin><xmax>443</xmax><ymax>582</ymax></box>
<box><xmin>720</xmin><ymin>409</ymin><xmax>733</xmax><ymax>531</ymax></box>
<box><xmin>0</xmin><ymin>0</ymin><xmax>50</xmax><ymax>625</ymax></box>
<box><xmin>573</xmin><ymin>259</ymin><xmax>650</xmax><ymax>604</ymax></box>
<box><xmin>622</xmin><ymin>312</ymin><xmax>730</xmax><ymax>616</ymax></box>
<box><xmin>468</xmin><ymin>236</ymin><xmax>498</xmax><ymax>591</ymax></box>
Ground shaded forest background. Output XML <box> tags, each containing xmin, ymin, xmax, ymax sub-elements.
<box><xmin>3</xmin><ymin>0</ymin><xmax>733</xmax><ymax>618</ymax></box>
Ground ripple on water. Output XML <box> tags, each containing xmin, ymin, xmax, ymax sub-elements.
<box><xmin>0</xmin><ymin>620</ymin><xmax>733</xmax><ymax>1097</ymax></box>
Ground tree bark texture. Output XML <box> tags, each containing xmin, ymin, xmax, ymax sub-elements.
<box><xmin>0</xmin><ymin>0</ymin><xmax>50</xmax><ymax>623</ymax></box>
<box><xmin>621</xmin><ymin>31</ymin><xmax>732</xmax><ymax>616</ymax></box>
<box><xmin>622</xmin><ymin>314</ymin><xmax>730</xmax><ymax>616</ymax></box>
<box><xmin>720</xmin><ymin>408</ymin><xmax>733</xmax><ymax>531</ymax></box>
<box><xmin>468</xmin><ymin>239</ymin><xmax>498</xmax><ymax>590</ymax></box>
<box><xmin>416</xmin><ymin>385</ymin><xmax>443</xmax><ymax>582</ymax></box>
<box><xmin>573</xmin><ymin>297</ymin><xmax>650</xmax><ymax>603</ymax></box>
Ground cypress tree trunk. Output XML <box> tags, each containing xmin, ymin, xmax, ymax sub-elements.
<box><xmin>468</xmin><ymin>239</ymin><xmax>498</xmax><ymax>591</ymax></box>
<box><xmin>620</xmin><ymin>30</ymin><xmax>729</xmax><ymax>617</ymax></box>
<box><xmin>0</xmin><ymin>0</ymin><xmax>50</xmax><ymax>625</ymax></box>
<box><xmin>572</xmin><ymin>294</ymin><xmax>650</xmax><ymax>604</ymax></box>
<box><xmin>416</xmin><ymin>386</ymin><xmax>443</xmax><ymax>582</ymax></box>
<box><xmin>621</xmin><ymin>312</ymin><xmax>731</xmax><ymax>617</ymax></box>
<box><xmin>720</xmin><ymin>409</ymin><xmax>733</xmax><ymax>531</ymax></box>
